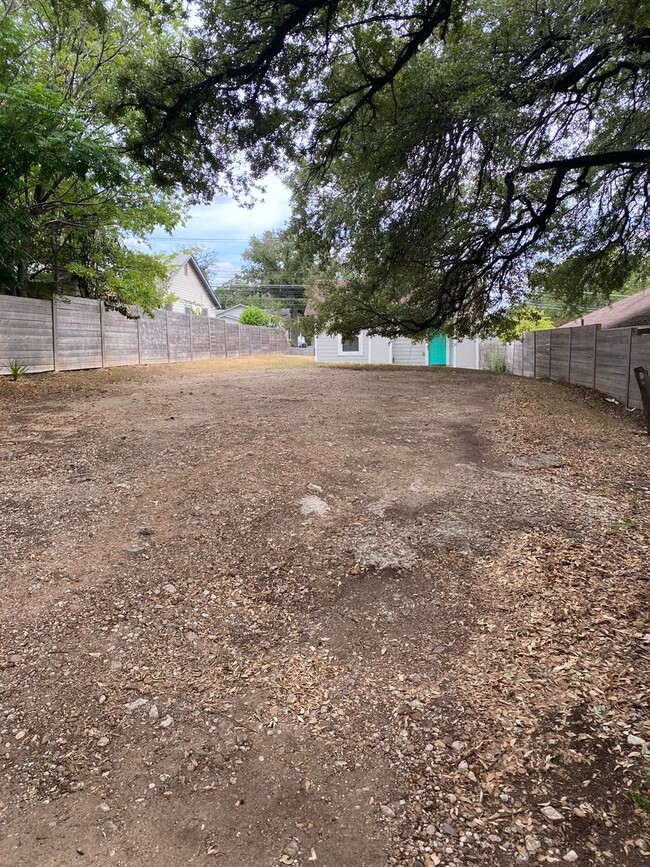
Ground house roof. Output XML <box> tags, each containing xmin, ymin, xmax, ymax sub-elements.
<box><xmin>168</xmin><ymin>255</ymin><xmax>222</xmax><ymax>310</ymax></box>
<box><xmin>561</xmin><ymin>287</ymin><xmax>650</xmax><ymax>329</ymax></box>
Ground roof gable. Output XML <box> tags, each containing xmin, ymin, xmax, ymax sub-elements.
<box><xmin>168</xmin><ymin>255</ymin><xmax>222</xmax><ymax>310</ymax></box>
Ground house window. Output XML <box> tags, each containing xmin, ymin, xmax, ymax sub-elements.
<box><xmin>338</xmin><ymin>333</ymin><xmax>363</xmax><ymax>355</ymax></box>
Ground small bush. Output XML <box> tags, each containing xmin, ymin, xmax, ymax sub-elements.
<box><xmin>6</xmin><ymin>361</ymin><xmax>28</xmax><ymax>381</ymax></box>
<box><xmin>487</xmin><ymin>352</ymin><xmax>507</xmax><ymax>373</ymax></box>
<box><xmin>239</xmin><ymin>306</ymin><xmax>271</xmax><ymax>326</ymax></box>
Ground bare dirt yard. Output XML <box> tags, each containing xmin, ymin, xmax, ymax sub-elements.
<box><xmin>0</xmin><ymin>356</ymin><xmax>648</xmax><ymax>867</ymax></box>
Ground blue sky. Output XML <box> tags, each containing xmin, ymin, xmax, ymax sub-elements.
<box><xmin>145</xmin><ymin>174</ymin><xmax>292</xmax><ymax>285</ymax></box>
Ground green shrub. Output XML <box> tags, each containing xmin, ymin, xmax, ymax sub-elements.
<box><xmin>239</xmin><ymin>305</ymin><xmax>271</xmax><ymax>326</ymax></box>
<box><xmin>6</xmin><ymin>361</ymin><xmax>28</xmax><ymax>381</ymax></box>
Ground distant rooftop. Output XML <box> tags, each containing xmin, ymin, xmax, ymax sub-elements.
<box><xmin>561</xmin><ymin>287</ymin><xmax>650</xmax><ymax>329</ymax></box>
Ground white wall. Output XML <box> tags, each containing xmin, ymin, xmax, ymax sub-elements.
<box><xmin>314</xmin><ymin>330</ymin><xmax>371</xmax><ymax>363</ymax></box>
<box><xmin>452</xmin><ymin>337</ymin><xmax>480</xmax><ymax>369</ymax></box>
<box><xmin>369</xmin><ymin>335</ymin><xmax>391</xmax><ymax>363</ymax></box>
<box><xmin>392</xmin><ymin>337</ymin><xmax>428</xmax><ymax>365</ymax></box>
<box><xmin>167</xmin><ymin>263</ymin><xmax>218</xmax><ymax>317</ymax></box>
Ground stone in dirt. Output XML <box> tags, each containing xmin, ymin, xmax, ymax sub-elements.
<box><xmin>380</xmin><ymin>805</ymin><xmax>396</xmax><ymax>818</ymax></box>
<box><xmin>299</xmin><ymin>495</ymin><xmax>329</xmax><ymax>517</ymax></box>
<box><xmin>563</xmin><ymin>852</ymin><xmax>578</xmax><ymax>863</ymax></box>
<box><xmin>627</xmin><ymin>734</ymin><xmax>646</xmax><ymax>747</ymax></box>
<box><xmin>306</xmin><ymin>483</ymin><xmax>323</xmax><ymax>493</ymax></box>
<box><xmin>125</xmin><ymin>698</ymin><xmax>148</xmax><ymax>711</ymax></box>
<box><xmin>440</xmin><ymin>823</ymin><xmax>458</xmax><ymax>837</ymax></box>
<box><xmin>97</xmin><ymin>737</ymin><xmax>110</xmax><ymax>747</ymax></box>
<box><xmin>525</xmin><ymin>834</ymin><xmax>541</xmax><ymax>854</ymax></box>
<box><xmin>541</xmin><ymin>805</ymin><xmax>564</xmax><ymax>822</ymax></box>
<box><xmin>159</xmin><ymin>715</ymin><xmax>174</xmax><ymax>728</ymax></box>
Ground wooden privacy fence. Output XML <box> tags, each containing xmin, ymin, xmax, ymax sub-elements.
<box><xmin>0</xmin><ymin>295</ymin><xmax>289</xmax><ymax>374</ymax></box>
<box><xmin>503</xmin><ymin>325</ymin><xmax>650</xmax><ymax>408</ymax></box>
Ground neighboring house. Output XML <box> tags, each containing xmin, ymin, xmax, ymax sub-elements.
<box><xmin>313</xmin><ymin>330</ymin><xmax>481</xmax><ymax>368</ymax></box>
<box><xmin>561</xmin><ymin>287</ymin><xmax>650</xmax><ymax>329</ymax></box>
<box><xmin>214</xmin><ymin>303</ymin><xmax>248</xmax><ymax>323</ymax></box>
<box><xmin>166</xmin><ymin>255</ymin><xmax>222</xmax><ymax>317</ymax></box>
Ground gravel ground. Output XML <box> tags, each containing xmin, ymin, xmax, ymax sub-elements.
<box><xmin>0</xmin><ymin>357</ymin><xmax>648</xmax><ymax>867</ymax></box>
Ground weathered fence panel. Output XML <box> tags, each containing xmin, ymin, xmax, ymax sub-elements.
<box><xmin>549</xmin><ymin>328</ymin><xmax>571</xmax><ymax>382</ymax></box>
<box><xmin>139</xmin><ymin>311</ymin><xmax>168</xmax><ymax>363</ymax></box>
<box><xmin>534</xmin><ymin>330</ymin><xmax>550</xmax><ymax>379</ymax></box>
<box><xmin>489</xmin><ymin>323</ymin><xmax>650</xmax><ymax>409</ymax></box>
<box><xmin>209</xmin><ymin>318</ymin><xmax>226</xmax><ymax>357</ymax></box>
<box><xmin>594</xmin><ymin>328</ymin><xmax>631</xmax><ymax>404</ymax></box>
<box><xmin>240</xmin><ymin>324</ymin><xmax>252</xmax><ymax>356</ymax></box>
<box><xmin>225</xmin><ymin>323</ymin><xmax>240</xmax><ymax>356</ymax></box>
<box><xmin>0</xmin><ymin>296</ymin><xmax>54</xmax><ymax>373</ymax></box>
<box><xmin>1</xmin><ymin>294</ymin><xmax>289</xmax><ymax>374</ymax></box>
<box><xmin>55</xmin><ymin>297</ymin><xmax>102</xmax><ymax>371</ymax></box>
<box><xmin>629</xmin><ymin>330</ymin><xmax>650</xmax><ymax>407</ymax></box>
<box><xmin>167</xmin><ymin>312</ymin><xmax>191</xmax><ymax>361</ymax></box>
<box><xmin>568</xmin><ymin>325</ymin><xmax>597</xmax><ymax>388</ymax></box>
<box><xmin>190</xmin><ymin>315</ymin><xmax>210</xmax><ymax>359</ymax></box>
<box><xmin>522</xmin><ymin>332</ymin><xmax>535</xmax><ymax>377</ymax></box>
<box><xmin>103</xmin><ymin>309</ymin><xmax>139</xmax><ymax>367</ymax></box>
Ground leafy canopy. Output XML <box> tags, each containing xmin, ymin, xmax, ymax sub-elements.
<box><xmin>115</xmin><ymin>0</ymin><xmax>649</xmax><ymax>335</ymax></box>
<box><xmin>0</xmin><ymin>0</ymin><xmax>185</xmax><ymax>314</ymax></box>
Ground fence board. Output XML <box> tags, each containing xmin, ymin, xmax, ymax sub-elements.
<box><xmin>209</xmin><ymin>318</ymin><xmax>226</xmax><ymax>357</ymax></box>
<box><xmin>0</xmin><ymin>296</ymin><xmax>54</xmax><ymax>373</ymax></box>
<box><xmin>594</xmin><ymin>328</ymin><xmax>630</xmax><ymax>403</ymax></box>
<box><xmin>55</xmin><ymin>297</ymin><xmax>102</xmax><ymax>370</ymax></box>
<box><xmin>103</xmin><ymin>308</ymin><xmax>139</xmax><ymax>366</ymax></box>
<box><xmin>549</xmin><ymin>329</ymin><xmax>571</xmax><ymax>382</ymax></box>
<box><xmin>225</xmin><ymin>323</ymin><xmax>240</xmax><ymax>356</ymax></box>
<box><xmin>190</xmin><ymin>316</ymin><xmax>210</xmax><ymax>358</ymax></box>
<box><xmin>534</xmin><ymin>330</ymin><xmax>551</xmax><ymax>378</ymax></box>
<box><xmin>628</xmin><ymin>330</ymin><xmax>650</xmax><ymax>407</ymax></box>
<box><xmin>139</xmin><ymin>312</ymin><xmax>168</xmax><ymax>363</ymax></box>
<box><xmin>522</xmin><ymin>333</ymin><xmax>535</xmax><ymax>377</ymax></box>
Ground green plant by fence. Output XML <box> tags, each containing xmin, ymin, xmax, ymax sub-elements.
<box><xmin>0</xmin><ymin>295</ymin><xmax>289</xmax><ymax>375</ymax></box>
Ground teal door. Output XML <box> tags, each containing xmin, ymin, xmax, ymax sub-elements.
<box><xmin>428</xmin><ymin>333</ymin><xmax>447</xmax><ymax>365</ymax></box>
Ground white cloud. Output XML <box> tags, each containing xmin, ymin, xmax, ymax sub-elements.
<box><xmin>146</xmin><ymin>173</ymin><xmax>293</xmax><ymax>277</ymax></box>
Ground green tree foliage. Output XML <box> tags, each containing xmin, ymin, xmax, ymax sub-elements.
<box><xmin>239</xmin><ymin>305</ymin><xmax>271</xmax><ymax>326</ymax></box>
<box><xmin>218</xmin><ymin>229</ymin><xmax>318</xmax><ymax>317</ymax></box>
<box><xmin>0</xmin><ymin>0</ymin><xmax>184</xmax><ymax>313</ymax></box>
<box><xmin>116</xmin><ymin>0</ymin><xmax>649</xmax><ymax>335</ymax></box>
<box><xmin>487</xmin><ymin>305</ymin><xmax>555</xmax><ymax>343</ymax></box>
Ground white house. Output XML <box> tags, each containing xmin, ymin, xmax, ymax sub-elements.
<box><xmin>166</xmin><ymin>255</ymin><xmax>222</xmax><ymax>316</ymax></box>
<box><xmin>313</xmin><ymin>330</ymin><xmax>481</xmax><ymax>368</ymax></box>
<box><xmin>215</xmin><ymin>303</ymin><xmax>248</xmax><ymax>323</ymax></box>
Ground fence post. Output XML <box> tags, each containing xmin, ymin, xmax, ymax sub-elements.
<box><xmin>592</xmin><ymin>325</ymin><xmax>600</xmax><ymax>389</ymax></box>
<box><xmin>189</xmin><ymin>314</ymin><xmax>194</xmax><ymax>359</ymax></box>
<box><xmin>165</xmin><ymin>311</ymin><xmax>171</xmax><ymax>363</ymax></box>
<box><xmin>224</xmin><ymin>320</ymin><xmax>228</xmax><ymax>358</ymax></box>
<box><xmin>51</xmin><ymin>296</ymin><xmax>59</xmax><ymax>371</ymax></box>
<box><xmin>533</xmin><ymin>330</ymin><xmax>537</xmax><ymax>379</ymax></box>
<box><xmin>625</xmin><ymin>328</ymin><xmax>636</xmax><ymax>408</ymax></box>
<box><xmin>99</xmin><ymin>301</ymin><xmax>106</xmax><ymax>368</ymax></box>
<box><xmin>238</xmin><ymin>324</ymin><xmax>242</xmax><ymax>356</ymax></box>
<box><xmin>136</xmin><ymin>315</ymin><xmax>142</xmax><ymax>365</ymax></box>
<box><xmin>567</xmin><ymin>327</ymin><xmax>573</xmax><ymax>383</ymax></box>
<box><xmin>208</xmin><ymin>317</ymin><xmax>213</xmax><ymax>356</ymax></box>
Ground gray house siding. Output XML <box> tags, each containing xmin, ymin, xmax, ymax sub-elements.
<box><xmin>314</xmin><ymin>331</ymin><xmax>371</xmax><ymax>363</ymax></box>
<box><xmin>392</xmin><ymin>337</ymin><xmax>428</xmax><ymax>365</ymax></box>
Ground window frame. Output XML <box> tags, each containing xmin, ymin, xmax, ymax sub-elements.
<box><xmin>337</xmin><ymin>332</ymin><xmax>363</xmax><ymax>356</ymax></box>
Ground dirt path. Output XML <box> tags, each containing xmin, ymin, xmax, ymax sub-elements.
<box><xmin>0</xmin><ymin>358</ymin><xmax>648</xmax><ymax>867</ymax></box>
